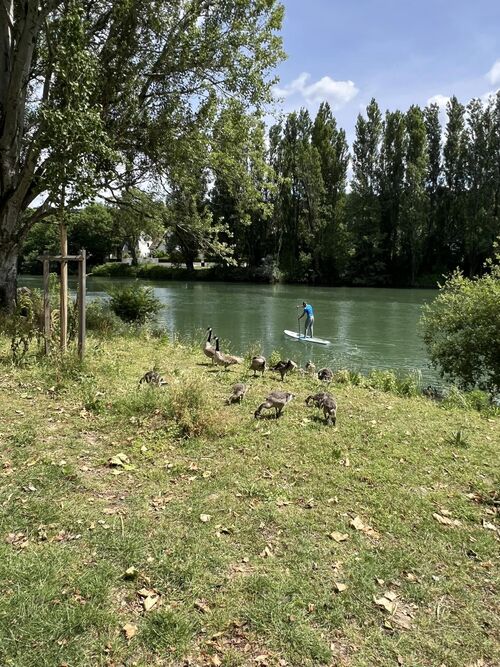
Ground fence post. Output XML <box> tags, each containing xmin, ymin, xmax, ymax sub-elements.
<box><xmin>78</xmin><ymin>249</ymin><xmax>86</xmax><ymax>360</ymax></box>
<box><xmin>42</xmin><ymin>258</ymin><xmax>51</xmax><ymax>355</ymax></box>
<box><xmin>60</xmin><ymin>223</ymin><xmax>68</xmax><ymax>352</ymax></box>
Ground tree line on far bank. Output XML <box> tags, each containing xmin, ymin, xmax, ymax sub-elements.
<box><xmin>20</xmin><ymin>93</ymin><xmax>500</xmax><ymax>287</ymax></box>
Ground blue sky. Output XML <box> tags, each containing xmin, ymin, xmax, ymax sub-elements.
<box><xmin>273</xmin><ymin>0</ymin><xmax>500</xmax><ymax>141</ymax></box>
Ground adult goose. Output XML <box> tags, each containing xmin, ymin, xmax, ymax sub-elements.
<box><xmin>203</xmin><ymin>327</ymin><xmax>216</xmax><ymax>363</ymax></box>
<box><xmin>213</xmin><ymin>337</ymin><xmax>243</xmax><ymax>371</ymax></box>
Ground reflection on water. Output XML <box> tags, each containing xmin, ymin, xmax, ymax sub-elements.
<box><xmin>19</xmin><ymin>276</ymin><xmax>438</xmax><ymax>382</ymax></box>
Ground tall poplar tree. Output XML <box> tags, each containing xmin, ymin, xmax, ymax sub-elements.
<box><xmin>400</xmin><ymin>105</ymin><xmax>428</xmax><ymax>283</ymax></box>
<box><xmin>348</xmin><ymin>99</ymin><xmax>384</xmax><ymax>282</ymax></box>
<box><xmin>443</xmin><ymin>96</ymin><xmax>467</xmax><ymax>267</ymax></box>
<box><xmin>311</xmin><ymin>102</ymin><xmax>349</xmax><ymax>279</ymax></box>
<box><xmin>423</xmin><ymin>103</ymin><xmax>444</xmax><ymax>271</ymax></box>
<box><xmin>379</xmin><ymin>110</ymin><xmax>406</xmax><ymax>277</ymax></box>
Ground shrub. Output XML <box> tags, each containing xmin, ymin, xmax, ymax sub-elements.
<box><xmin>112</xmin><ymin>375</ymin><xmax>221</xmax><ymax>438</ymax></box>
<box><xmin>109</xmin><ymin>283</ymin><xmax>162</xmax><ymax>324</ymax></box>
<box><xmin>91</xmin><ymin>263</ymin><xmax>137</xmax><ymax>277</ymax></box>
<box><xmin>0</xmin><ymin>287</ymin><xmax>44</xmax><ymax>362</ymax></box>
<box><xmin>367</xmin><ymin>370</ymin><xmax>398</xmax><ymax>393</ymax></box>
<box><xmin>86</xmin><ymin>300</ymin><xmax>124</xmax><ymax>336</ymax></box>
<box><xmin>420</xmin><ymin>255</ymin><xmax>500</xmax><ymax>393</ymax></box>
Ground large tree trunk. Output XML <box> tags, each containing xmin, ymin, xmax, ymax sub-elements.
<box><xmin>0</xmin><ymin>236</ymin><xmax>19</xmax><ymax>311</ymax></box>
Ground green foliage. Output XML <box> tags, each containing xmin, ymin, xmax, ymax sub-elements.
<box><xmin>112</xmin><ymin>189</ymin><xmax>165</xmax><ymax>266</ymax></box>
<box><xmin>109</xmin><ymin>283</ymin><xmax>162</xmax><ymax>324</ymax></box>
<box><xmin>91</xmin><ymin>263</ymin><xmax>137</xmax><ymax>277</ymax></box>
<box><xmin>0</xmin><ymin>289</ymin><xmax>44</xmax><ymax>363</ymax></box>
<box><xmin>446</xmin><ymin>429</ymin><xmax>470</xmax><ymax>449</ymax></box>
<box><xmin>85</xmin><ymin>300</ymin><xmax>125</xmax><ymax>336</ymax></box>
<box><xmin>421</xmin><ymin>257</ymin><xmax>500</xmax><ymax>392</ymax></box>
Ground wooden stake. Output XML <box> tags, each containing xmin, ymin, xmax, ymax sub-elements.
<box><xmin>43</xmin><ymin>259</ymin><xmax>51</xmax><ymax>355</ymax></box>
<box><xmin>60</xmin><ymin>221</ymin><xmax>68</xmax><ymax>352</ymax></box>
<box><xmin>78</xmin><ymin>249</ymin><xmax>86</xmax><ymax>360</ymax></box>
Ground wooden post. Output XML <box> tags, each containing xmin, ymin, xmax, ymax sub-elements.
<box><xmin>60</xmin><ymin>221</ymin><xmax>68</xmax><ymax>352</ymax></box>
<box><xmin>78</xmin><ymin>249</ymin><xmax>86</xmax><ymax>360</ymax></box>
<box><xmin>42</xmin><ymin>258</ymin><xmax>51</xmax><ymax>355</ymax></box>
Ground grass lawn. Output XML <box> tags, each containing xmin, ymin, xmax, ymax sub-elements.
<box><xmin>0</xmin><ymin>333</ymin><xmax>498</xmax><ymax>667</ymax></box>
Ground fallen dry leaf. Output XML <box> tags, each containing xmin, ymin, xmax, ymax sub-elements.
<box><xmin>482</xmin><ymin>519</ymin><xmax>498</xmax><ymax>532</ymax></box>
<box><xmin>122</xmin><ymin>623</ymin><xmax>137</xmax><ymax>640</ymax></box>
<box><xmin>124</xmin><ymin>566</ymin><xmax>138</xmax><ymax>579</ymax></box>
<box><xmin>143</xmin><ymin>595</ymin><xmax>159</xmax><ymax>612</ymax></box>
<box><xmin>334</xmin><ymin>582</ymin><xmax>348</xmax><ymax>592</ymax></box>
<box><xmin>137</xmin><ymin>587</ymin><xmax>155</xmax><ymax>598</ymax></box>
<box><xmin>433</xmin><ymin>512</ymin><xmax>461</xmax><ymax>527</ymax></box>
<box><xmin>260</xmin><ymin>545</ymin><xmax>274</xmax><ymax>558</ymax></box>
<box><xmin>108</xmin><ymin>453</ymin><xmax>130</xmax><ymax>467</ymax></box>
<box><xmin>350</xmin><ymin>515</ymin><xmax>380</xmax><ymax>539</ymax></box>
<box><xmin>329</xmin><ymin>531</ymin><xmax>349</xmax><ymax>542</ymax></box>
<box><xmin>200</xmin><ymin>513</ymin><xmax>212</xmax><ymax>523</ymax></box>
<box><xmin>374</xmin><ymin>595</ymin><xmax>397</xmax><ymax>614</ymax></box>
<box><xmin>392</xmin><ymin>609</ymin><xmax>413</xmax><ymax>630</ymax></box>
<box><xmin>210</xmin><ymin>656</ymin><xmax>222</xmax><ymax>667</ymax></box>
<box><xmin>194</xmin><ymin>599</ymin><xmax>211</xmax><ymax>614</ymax></box>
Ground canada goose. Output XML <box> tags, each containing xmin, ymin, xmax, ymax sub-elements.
<box><xmin>271</xmin><ymin>359</ymin><xmax>297</xmax><ymax>381</ymax></box>
<box><xmin>203</xmin><ymin>327</ymin><xmax>216</xmax><ymax>364</ymax></box>
<box><xmin>226</xmin><ymin>383</ymin><xmax>248</xmax><ymax>404</ymax></box>
<box><xmin>213</xmin><ymin>337</ymin><xmax>243</xmax><ymax>371</ymax></box>
<box><xmin>305</xmin><ymin>360</ymin><xmax>316</xmax><ymax>374</ymax></box>
<box><xmin>254</xmin><ymin>390</ymin><xmax>295</xmax><ymax>419</ymax></box>
<box><xmin>250</xmin><ymin>355</ymin><xmax>266</xmax><ymax>377</ymax></box>
<box><xmin>318</xmin><ymin>367</ymin><xmax>334</xmax><ymax>383</ymax></box>
<box><xmin>305</xmin><ymin>391</ymin><xmax>337</xmax><ymax>425</ymax></box>
<box><xmin>139</xmin><ymin>370</ymin><xmax>167</xmax><ymax>387</ymax></box>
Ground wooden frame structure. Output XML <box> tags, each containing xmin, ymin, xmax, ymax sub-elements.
<box><xmin>38</xmin><ymin>249</ymin><xmax>87</xmax><ymax>359</ymax></box>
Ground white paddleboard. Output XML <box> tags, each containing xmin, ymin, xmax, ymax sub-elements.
<box><xmin>284</xmin><ymin>330</ymin><xmax>330</xmax><ymax>345</ymax></box>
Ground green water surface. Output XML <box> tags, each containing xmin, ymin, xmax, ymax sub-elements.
<box><xmin>20</xmin><ymin>276</ymin><xmax>438</xmax><ymax>382</ymax></box>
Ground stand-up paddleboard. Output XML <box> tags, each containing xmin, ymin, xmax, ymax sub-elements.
<box><xmin>284</xmin><ymin>330</ymin><xmax>330</xmax><ymax>345</ymax></box>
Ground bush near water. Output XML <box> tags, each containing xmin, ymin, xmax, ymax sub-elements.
<box><xmin>421</xmin><ymin>253</ymin><xmax>500</xmax><ymax>394</ymax></box>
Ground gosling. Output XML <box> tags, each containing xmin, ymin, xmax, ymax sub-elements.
<box><xmin>254</xmin><ymin>391</ymin><xmax>295</xmax><ymax>419</ymax></box>
<box><xmin>271</xmin><ymin>359</ymin><xmax>297</xmax><ymax>381</ymax></box>
<box><xmin>226</xmin><ymin>383</ymin><xmax>248</xmax><ymax>404</ymax></box>
<box><xmin>305</xmin><ymin>391</ymin><xmax>337</xmax><ymax>425</ymax></box>
<box><xmin>317</xmin><ymin>367</ymin><xmax>334</xmax><ymax>383</ymax></box>
<box><xmin>249</xmin><ymin>355</ymin><xmax>266</xmax><ymax>377</ymax></box>
<box><xmin>139</xmin><ymin>370</ymin><xmax>167</xmax><ymax>387</ymax></box>
<box><xmin>305</xmin><ymin>360</ymin><xmax>316</xmax><ymax>375</ymax></box>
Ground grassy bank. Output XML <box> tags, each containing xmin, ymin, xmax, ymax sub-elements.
<box><xmin>0</xmin><ymin>334</ymin><xmax>498</xmax><ymax>667</ymax></box>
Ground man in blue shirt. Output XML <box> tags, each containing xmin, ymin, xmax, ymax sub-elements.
<box><xmin>298</xmin><ymin>301</ymin><xmax>314</xmax><ymax>338</ymax></box>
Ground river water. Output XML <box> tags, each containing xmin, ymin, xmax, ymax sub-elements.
<box><xmin>20</xmin><ymin>276</ymin><xmax>438</xmax><ymax>382</ymax></box>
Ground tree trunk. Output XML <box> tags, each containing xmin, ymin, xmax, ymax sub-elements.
<box><xmin>130</xmin><ymin>242</ymin><xmax>138</xmax><ymax>266</ymax></box>
<box><xmin>0</xmin><ymin>240</ymin><xmax>19</xmax><ymax>311</ymax></box>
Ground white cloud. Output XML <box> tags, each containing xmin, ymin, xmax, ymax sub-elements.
<box><xmin>274</xmin><ymin>72</ymin><xmax>359</xmax><ymax>109</ymax></box>
<box><xmin>487</xmin><ymin>59</ymin><xmax>500</xmax><ymax>86</ymax></box>
<box><xmin>426</xmin><ymin>94</ymin><xmax>450</xmax><ymax>109</ymax></box>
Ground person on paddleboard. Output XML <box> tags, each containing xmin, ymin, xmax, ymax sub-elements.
<box><xmin>298</xmin><ymin>301</ymin><xmax>314</xmax><ymax>338</ymax></box>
